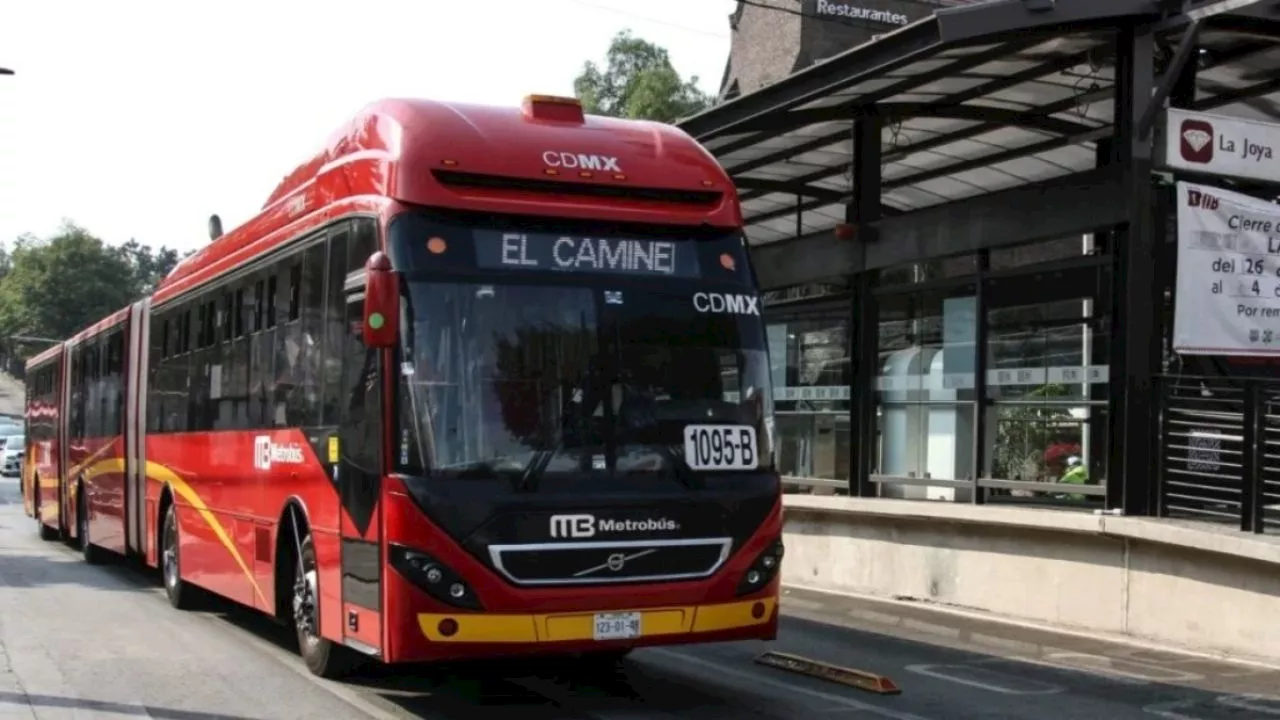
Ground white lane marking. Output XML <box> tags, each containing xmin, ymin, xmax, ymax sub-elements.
<box><xmin>649</xmin><ymin>649</ymin><xmax>938</xmax><ymax>720</ymax></box>
<box><xmin>905</xmin><ymin>663</ymin><xmax>1063</xmax><ymax>695</ymax></box>
<box><xmin>1220</xmin><ymin>667</ymin><xmax>1276</xmax><ymax>678</ymax></box>
<box><xmin>1108</xmin><ymin>647</ymin><xmax>1206</xmax><ymax>666</ymax></box>
<box><xmin>1144</xmin><ymin>695</ymin><xmax>1280</xmax><ymax>719</ymax></box>
<box><xmin>987</xmin><ymin>654</ymin><xmax>1149</xmax><ymax>685</ymax></box>
<box><xmin>1142</xmin><ymin>700</ymin><xmax>1201</xmax><ymax>719</ymax></box>
<box><xmin>783</xmin><ymin>596</ymin><xmax>826</xmax><ymax>611</ymax></box>
<box><xmin>967</xmin><ymin>633</ymin><xmax>1042</xmax><ymax>656</ymax></box>
<box><xmin>846</xmin><ymin>608</ymin><xmax>902</xmax><ymax>626</ymax></box>
<box><xmin>1042</xmin><ymin>652</ymin><xmax>1203</xmax><ymax>684</ymax></box>
<box><xmin>1217</xmin><ymin>693</ymin><xmax>1280</xmax><ymax>714</ymax></box>
<box><xmin>899</xmin><ymin>619</ymin><xmax>961</xmax><ymax>639</ymax></box>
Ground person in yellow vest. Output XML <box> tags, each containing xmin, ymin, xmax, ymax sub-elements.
<box><xmin>1058</xmin><ymin>455</ymin><xmax>1089</xmax><ymax>500</ymax></box>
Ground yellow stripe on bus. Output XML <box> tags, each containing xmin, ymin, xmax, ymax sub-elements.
<box><xmin>83</xmin><ymin>458</ymin><xmax>269</xmax><ymax>608</ymax></box>
<box><xmin>416</xmin><ymin>597</ymin><xmax>777</xmax><ymax>643</ymax></box>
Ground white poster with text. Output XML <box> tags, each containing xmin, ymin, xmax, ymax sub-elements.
<box><xmin>1175</xmin><ymin>181</ymin><xmax>1280</xmax><ymax>355</ymax></box>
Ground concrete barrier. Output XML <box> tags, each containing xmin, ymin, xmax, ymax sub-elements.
<box><xmin>782</xmin><ymin>495</ymin><xmax>1280</xmax><ymax>665</ymax></box>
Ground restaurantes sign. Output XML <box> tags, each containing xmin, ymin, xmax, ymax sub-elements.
<box><xmin>1161</xmin><ymin>108</ymin><xmax>1280</xmax><ymax>185</ymax></box>
<box><xmin>813</xmin><ymin>0</ymin><xmax>910</xmax><ymax>25</ymax></box>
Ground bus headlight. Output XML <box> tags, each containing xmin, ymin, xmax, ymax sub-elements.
<box><xmin>736</xmin><ymin>538</ymin><xmax>784</xmax><ymax>596</ymax></box>
<box><xmin>388</xmin><ymin>545</ymin><xmax>482</xmax><ymax>610</ymax></box>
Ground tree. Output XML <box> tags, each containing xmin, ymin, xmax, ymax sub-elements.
<box><xmin>114</xmin><ymin>238</ymin><xmax>185</xmax><ymax>295</ymax></box>
<box><xmin>573</xmin><ymin>30</ymin><xmax>712</xmax><ymax>124</ymax></box>
<box><xmin>0</xmin><ymin>222</ymin><xmax>188</xmax><ymax>371</ymax></box>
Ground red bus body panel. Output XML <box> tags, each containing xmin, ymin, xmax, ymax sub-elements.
<box><xmin>23</xmin><ymin>96</ymin><xmax>776</xmax><ymax>665</ymax></box>
<box><xmin>24</xmin><ymin>344</ymin><xmax>65</xmax><ymax>529</ymax></box>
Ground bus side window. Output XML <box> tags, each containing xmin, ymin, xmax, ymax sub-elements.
<box><xmin>348</xmin><ymin>218</ymin><xmax>377</xmax><ymax>273</ymax></box>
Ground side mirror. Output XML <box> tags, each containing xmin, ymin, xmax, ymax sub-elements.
<box><xmin>362</xmin><ymin>251</ymin><xmax>399</xmax><ymax>348</ymax></box>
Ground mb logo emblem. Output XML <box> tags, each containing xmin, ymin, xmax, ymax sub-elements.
<box><xmin>254</xmin><ymin>436</ymin><xmax>272</xmax><ymax>471</ymax></box>
<box><xmin>550</xmin><ymin>513</ymin><xmax>595</xmax><ymax>538</ymax></box>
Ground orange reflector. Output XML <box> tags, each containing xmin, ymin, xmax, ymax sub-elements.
<box><xmin>579</xmin><ymin>171</ymin><xmax>593</xmax><ymax>178</ymax></box>
<box><xmin>720</xmin><ymin>253</ymin><xmax>736</xmax><ymax>271</ymax></box>
<box><xmin>613</xmin><ymin>174</ymin><xmax>627</xmax><ymax>180</ymax></box>
<box><xmin>754</xmin><ymin>651</ymin><xmax>900</xmax><ymax>695</ymax></box>
<box><xmin>442</xmin><ymin>159</ymin><xmax>458</xmax><ymax>166</ymax></box>
<box><xmin>427</xmin><ymin>237</ymin><xmax>447</xmax><ymax>254</ymax></box>
<box><xmin>701</xmin><ymin>179</ymin><xmax>715</xmax><ymax>186</ymax></box>
<box><xmin>544</xmin><ymin>168</ymin><xmax>559</xmax><ymax>175</ymax></box>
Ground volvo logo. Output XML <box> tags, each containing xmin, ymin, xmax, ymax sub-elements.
<box><xmin>573</xmin><ymin>548</ymin><xmax>659</xmax><ymax>578</ymax></box>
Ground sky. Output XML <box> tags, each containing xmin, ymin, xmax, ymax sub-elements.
<box><xmin>0</xmin><ymin>0</ymin><xmax>737</xmax><ymax>254</ymax></box>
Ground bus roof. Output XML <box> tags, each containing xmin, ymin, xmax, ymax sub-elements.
<box><xmin>25</xmin><ymin>342</ymin><xmax>62</xmax><ymax>371</ymax></box>
<box><xmin>155</xmin><ymin>96</ymin><xmax>741</xmax><ymax>302</ymax></box>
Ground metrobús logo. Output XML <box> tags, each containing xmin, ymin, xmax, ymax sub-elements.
<box><xmin>253</xmin><ymin>436</ymin><xmax>305</xmax><ymax>470</ymax></box>
<box><xmin>1187</xmin><ymin>187</ymin><xmax>1220</xmax><ymax>210</ymax></box>
<box><xmin>549</xmin><ymin>513</ymin><xmax>679</xmax><ymax>539</ymax></box>
<box><xmin>1180</xmin><ymin>118</ymin><xmax>1214</xmax><ymax>164</ymax></box>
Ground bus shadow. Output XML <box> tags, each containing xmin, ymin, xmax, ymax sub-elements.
<box><xmin>0</xmin><ymin>691</ymin><xmax>263</xmax><ymax>720</ymax></box>
<box><xmin>0</xmin><ymin>549</ymin><xmax>152</xmax><ymax>592</ymax></box>
<box><xmin>205</xmin><ymin>599</ymin><xmax>745</xmax><ymax>718</ymax></box>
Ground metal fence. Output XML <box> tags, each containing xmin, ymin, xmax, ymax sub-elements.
<box><xmin>1156</xmin><ymin>374</ymin><xmax>1280</xmax><ymax>533</ymax></box>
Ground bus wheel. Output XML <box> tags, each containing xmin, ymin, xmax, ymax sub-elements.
<box><xmin>161</xmin><ymin>503</ymin><xmax>200</xmax><ymax>610</ymax></box>
<box><xmin>79</xmin><ymin>485</ymin><xmax>107</xmax><ymax>565</ymax></box>
<box><xmin>292</xmin><ymin>533</ymin><xmax>357</xmax><ymax>679</ymax></box>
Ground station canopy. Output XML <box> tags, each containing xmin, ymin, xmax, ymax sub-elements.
<box><xmin>680</xmin><ymin>0</ymin><xmax>1280</xmax><ymax>248</ymax></box>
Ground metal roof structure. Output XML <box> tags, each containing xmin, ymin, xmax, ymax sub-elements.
<box><xmin>680</xmin><ymin>0</ymin><xmax>1280</xmax><ymax>250</ymax></box>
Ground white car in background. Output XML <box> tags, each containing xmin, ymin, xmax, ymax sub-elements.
<box><xmin>0</xmin><ymin>433</ymin><xmax>23</xmax><ymax>477</ymax></box>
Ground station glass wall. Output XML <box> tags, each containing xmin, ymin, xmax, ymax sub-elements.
<box><xmin>764</xmin><ymin>234</ymin><xmax>1113</xmax><ymax>501</ymax></box>
<box><xmin>764</xmin><ymin>303</ymin><xmax>851</xmax><ymax>482</ymax></box>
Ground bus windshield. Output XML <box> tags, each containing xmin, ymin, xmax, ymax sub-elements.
<box><xmin>391</xmin><ymin>221</ymin><xmax>775</xmax><ymax>484</ymax></box>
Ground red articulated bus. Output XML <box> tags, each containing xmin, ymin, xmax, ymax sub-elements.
<box><xmin>23</xmin><ymin>94</ymin><xmax>783</xmax><ymax>677</ymax></box>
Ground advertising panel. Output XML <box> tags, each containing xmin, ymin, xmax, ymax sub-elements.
<box><xmin>1174</xmin><ymin>181</ymin><xmax>1280</xmax><ymax>356</ymax></box>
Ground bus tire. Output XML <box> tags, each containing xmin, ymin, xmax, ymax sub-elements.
<box><xmin>161</xmin><ymin>502</ymin><xmax>201</xmax><ymax>610</ymax></box>
<box><xmin>292</xmin><ymin>533</ymin><xmax>357</xmax><ymax>679</ymax></box>
<box><xmin>78</xmin><ymin>484</ymin><xmax>108</xmax><ymax>565</ymax></box>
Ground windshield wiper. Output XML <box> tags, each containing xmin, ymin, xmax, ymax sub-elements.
<box><xmin>658</xmin><ymin>443</ymin><xmax>700</xmax><ymax>490</ymax></box>
<box><xmin>515</xmin><ymin>449</ymin><xmax>556</xmax><ymax>492</ymax></box>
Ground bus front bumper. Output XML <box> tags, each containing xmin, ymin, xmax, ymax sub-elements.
<box><xmin>412</xmin><ymin>596</ymin><xmax>778</xmax><ymax>657</ymax></box>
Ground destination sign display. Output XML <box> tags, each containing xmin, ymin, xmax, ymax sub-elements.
<box><xmin>474</xmin><ymin>231</ymin><xmax>701</xmax><ymax>278</ymax></box>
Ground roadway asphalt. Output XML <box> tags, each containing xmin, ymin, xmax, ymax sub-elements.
<box><xmin>2</xmin><ymin>474</ymin><xmax>1279</xmax><ymax>720</ymax></box>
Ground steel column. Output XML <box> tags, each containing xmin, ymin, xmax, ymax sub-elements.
<box><xmin>970</xmin><ymin>251</ymin><xmax>989</xmax><ymax>505</ymax></box>
<box><xmin>849</xmin><ymin>116</ymin><xmax>882</xmax><ymax>498</ymax></box>
<box><xmin>1107</xmin><ymin>25</ymin><xmax>1160</xmax><ymax>516</ymax></box>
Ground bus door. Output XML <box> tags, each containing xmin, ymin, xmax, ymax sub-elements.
<box><xmin>334</xmin><ymin>280</ymin><xmax>385</xmax><ymax>657</ymax></box>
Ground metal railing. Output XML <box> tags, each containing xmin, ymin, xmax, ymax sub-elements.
<box><xmin>782</xmin><ymin>473</ymin><xmax>1107</xmax><ymax>499</ymax></box>
<box><xmin>1156</xmin><ymin>374</ymin><xmax>1280</xmax><ymax>533</ymax></box>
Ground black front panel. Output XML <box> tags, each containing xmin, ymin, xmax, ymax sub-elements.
<box><xmin>401</xmin><ymin>473</ymin><xmax>779</xmax><ymax>587</ymax></box>
<box><xmin>492</xmin><ymin>539</ymin><xmax>729</xmax><ymax>586</ymax></box>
